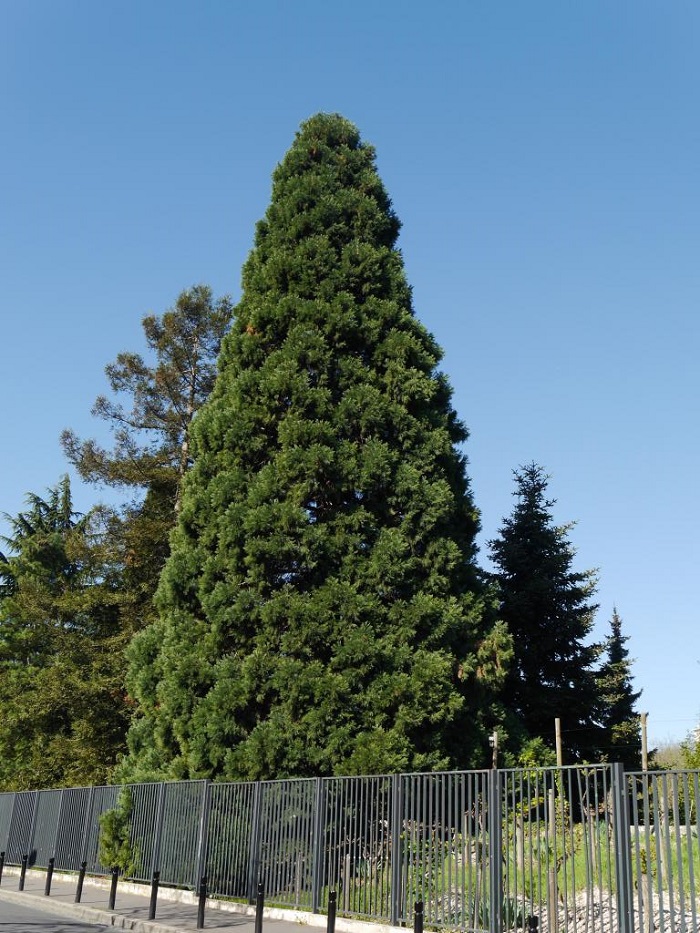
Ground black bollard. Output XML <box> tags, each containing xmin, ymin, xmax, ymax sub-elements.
<box><xmin>196</xmin><ymin>875</ymin><xmax>207</xmax><ymax>929</ymax></box>
<box><xmin>0</xmin><ymin>851</ymin><xmax>5</xmax><ymax>886</ymax></box>
<box><xmin>413</xmin><ymin>900</ymin><xmax>424</xmax><ymax>933</ymax></box>
<box><xmin>108</xmin><ymin>867</ymin><xmax>119</xmax><ymax>910</ymax></box>
<box><xmin>327</xmin><ymin>890</ymin><xmax>337</xmax><ymax>933</ymax></box>
<box><xmin>149</xmin><ymin>870</ymin><xmax>160</xmax><ymax>920</ymax></box>
<box><xmin>18</xmin><ymin>855</ymin><xmax>28</xmax><ymax>891</ymax></box>
<box><xmin>527</xmin><ymin>917</ymin><xmax>539</xmax><ymax>932</ymax></box>
<box><xmin>44</xmin><ymin>858</ymin><xmax>55</xmax><ymax>896</ymax></box>
<box><xmin>75</xmin><ymin>861</ymin><xmax>87</xmax><ymax>903</ymax></box>
<box><xmin>254</xmin><ymin>881</ymin><xmax>265</xmax><ymax>933</ymax></box>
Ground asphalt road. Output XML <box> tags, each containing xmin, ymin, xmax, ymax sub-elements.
<box><xmin>0</xmin><ymin>898</ymin><xmax>108</xmax><ymax>932</ymax></box>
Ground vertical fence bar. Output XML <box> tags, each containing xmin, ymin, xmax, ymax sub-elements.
<box><xmin>51</xmin><ymin>791</ymin><xmax>64</xmax><ymax>867</ymax></box>
<box><xmin>78</xmin><ymin>787</ymin><xmax>95</xmax><ymax>871</ymax></box>
<box><xmin>25</xmin><ymin>791</ymin><xmax>40</xmax><ymax>866</ymax></box>
<box><xmin>0</xmin><ymin>795</ymin><xmax>14</xmax><ymax>858</ymax></box>
<box><xmin>390</xmin><ymin>773</ymin><xmax>403</xmax><ymax>926</ymax></box>
<box><xmin>151</xmin><ymin>783</ymin><xmax>166</xmax><ymax>875</ymax></box>
<box><xmin>194</xmin><ymin>781</ymin><xmax>212</xmax><ymax>893</ymax></box>
<box><xmin>248</xmin><ymin>782</ymin><xmax>262</xmax><ymax>903</ymax></box>
<box><xmin>688</xmin><ymin>771</ymin><xmax>699</xmax><ymax>933</ymax></box>
<box><xmin>311</xmin><ymin>777</ymin><xmax>324</xmax><ymax>913</ymax></box>
<box><xmin>488</xmin><ymin>769</ymin><xmax>503</xmax><ymax>933</ymax></box>
<box><xmin>611</xmin><ymin>762</ymin><xmax>634</xmax><ymax>933</ymax></box>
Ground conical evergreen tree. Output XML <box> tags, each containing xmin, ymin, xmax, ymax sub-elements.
<box><xmin>596</xmin><ymin>607</ymin><xmax>642</xmax><ymax>770</ymax></box>
<box><xmin>119</xmin><ymin>113</ymin><xmax>510</xmax><ymax>782</ymax></box>
<box><xmin>489</xmin><ymin>464</ymin><xmax>601</xmax><ymax>763</ymax></box>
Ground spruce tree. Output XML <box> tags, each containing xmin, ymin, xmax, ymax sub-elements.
<box><xmin>596</xmin><ymin>607</ymin><xmax>642</xmax><ymax>770</ymax></box>
<box><xmin>489</xmin><ymin>464</ymin><xmax>601</xmax><ymax>763</ymax></box>
<box><xmin>119</xmin><ymin>113</ymin><xmax>510</xmax><ymax>782</ymax></box>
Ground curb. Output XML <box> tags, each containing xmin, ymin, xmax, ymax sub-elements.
<box><xmin>0</xmin><ymin>867</ymin><xmax>405</xmax><ymax>933</ymax></box>
<box><xmin>0</xmin><ymin>885</ymin><xmax>186</xmax><ymax>933</ymax></box>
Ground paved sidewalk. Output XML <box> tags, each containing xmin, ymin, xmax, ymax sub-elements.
<box><xmin>0</xmin><ymin>868</ymin><xmax>320</xmax><ymax>933</ymax></box>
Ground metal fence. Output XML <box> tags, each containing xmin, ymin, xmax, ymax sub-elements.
<box><xmin>0</xmin><ymin>764</ymin><xmax>698</xmax><ymax>933</ymax></box>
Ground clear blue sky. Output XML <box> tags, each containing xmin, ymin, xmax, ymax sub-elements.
<box><xmin>2</xmin><ymin>1</ymin><xmax>698</xmax><ymax>746</ymax></box>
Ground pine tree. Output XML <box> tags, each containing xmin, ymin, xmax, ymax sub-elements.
<box><xmin>489</xmin><ymin>463</ymin><xmax>601</xmax><ymax>763</ymax></box>
<box><xmin>118</xmin><ymin>113</ymin><xmax>511</xmax><ymax>782</ymax></box>
<box><xmin>596</xmin><ymin>607</ymin><xmax>642</xmax><ymax>770</ymax></box>
<box><xmin>62</xmin><ymin>285</ymin><xmax>232</xmax><ymax>629</ymax></box>
<box><xmin>62</xmin><ymin>284</ymin><xmax>232</xmax><ymax>500</ymax></box>
<box><xmin>0</xmin><ymin>478</ymin><xmax>129</xmax><ymax>789</ymax></box>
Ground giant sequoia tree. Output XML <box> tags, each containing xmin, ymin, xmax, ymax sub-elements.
<box><xmin>119</xmin><ymin>113</ymin><xmax>510</xmax><ymax>782</ymax></box>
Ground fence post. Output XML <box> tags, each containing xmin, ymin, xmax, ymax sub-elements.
<box><xmin>487</xmin><ymin>769</ymin><xmax>503</xmax><ymax>933</ymax></box>
<box><xmin>311</xmin><ymin>777</ymin><xmax>325</xmax><ymax>913</ymax></box>
<box><xmin>51</xmin><ymin>790</ymin><xmax>64</xmax><ymax>870</ymax></box>
<box><xmin>78</xmin><ymin>787</ymin><xmax>95</xmax><ymax>872</ymax></box>
<box><xmin>611</xmin><ymin>763</ymin><xmax>634</xmax><ymax>933</ymax></box>
<box><xmin>151</xmin><ymin>783</ymin><xmax>166</xmax><ymax>877</ymax></box>
<box><xmin>390</xmin><ymin>773</ymin><xmax>403</xmax><ymax>927</ymax></box>
<box><xmin>194</xmin><ymin>781</ymin><xmax>212</xmax><ymax>892</ymax></box>
<box><xmin>19</xmin><ymin>854</ymin><xmax>27</xmax><ymax>890</ymax></box>
<box><xmin>0</xmin><ymin>850</ymin><xmax>4</xmax><ymax>886</ymax></box>
<box><xmin>5</xmin><ymin>793</ymin><xmax>19</xmax><ymax>866</ymax></box>
<box><xmin>26</xmin><ymin>791</ymin><xmax>40</xmax><ymax>867</ymax></box>
<box><xmin>247</xmin><ymin>782</ymin><xmax>263</xmax><ymax>904</ymax></box>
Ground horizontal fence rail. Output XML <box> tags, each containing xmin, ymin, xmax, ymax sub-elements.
<box><xmin>0</xmin><ymin>765</ymin><xmax>698</xmax><ymax>933</ymax></box>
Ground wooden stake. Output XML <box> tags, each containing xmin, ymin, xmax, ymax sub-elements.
<box><xmin>555</xmin><ymin>718</ymin><xmax>563</xmax><ymax>767</ymax></box>
<box><xmin>641</xmin><ymin>712</ymin><xmax>649</xmax><ymax>772</ymax></box>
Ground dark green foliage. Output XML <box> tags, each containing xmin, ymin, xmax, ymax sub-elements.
<box><xmin>596</xmin><ymin>608</ymin><xmax>642</xmax><ymax>770</ymax></box>
<box><xmin>119</xmin><ymin>113</ymin><xmax>511</xmax><ymax>782</ymax></box>
<box><xmin>0</xmin><ymin>477</ymin><xmax>130</xmax><ymax>789</ymax></box>
<box><xmin>489</xmin><ymin>464</ymin><xmax>601</xmax><ymax>764</ymax></box>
